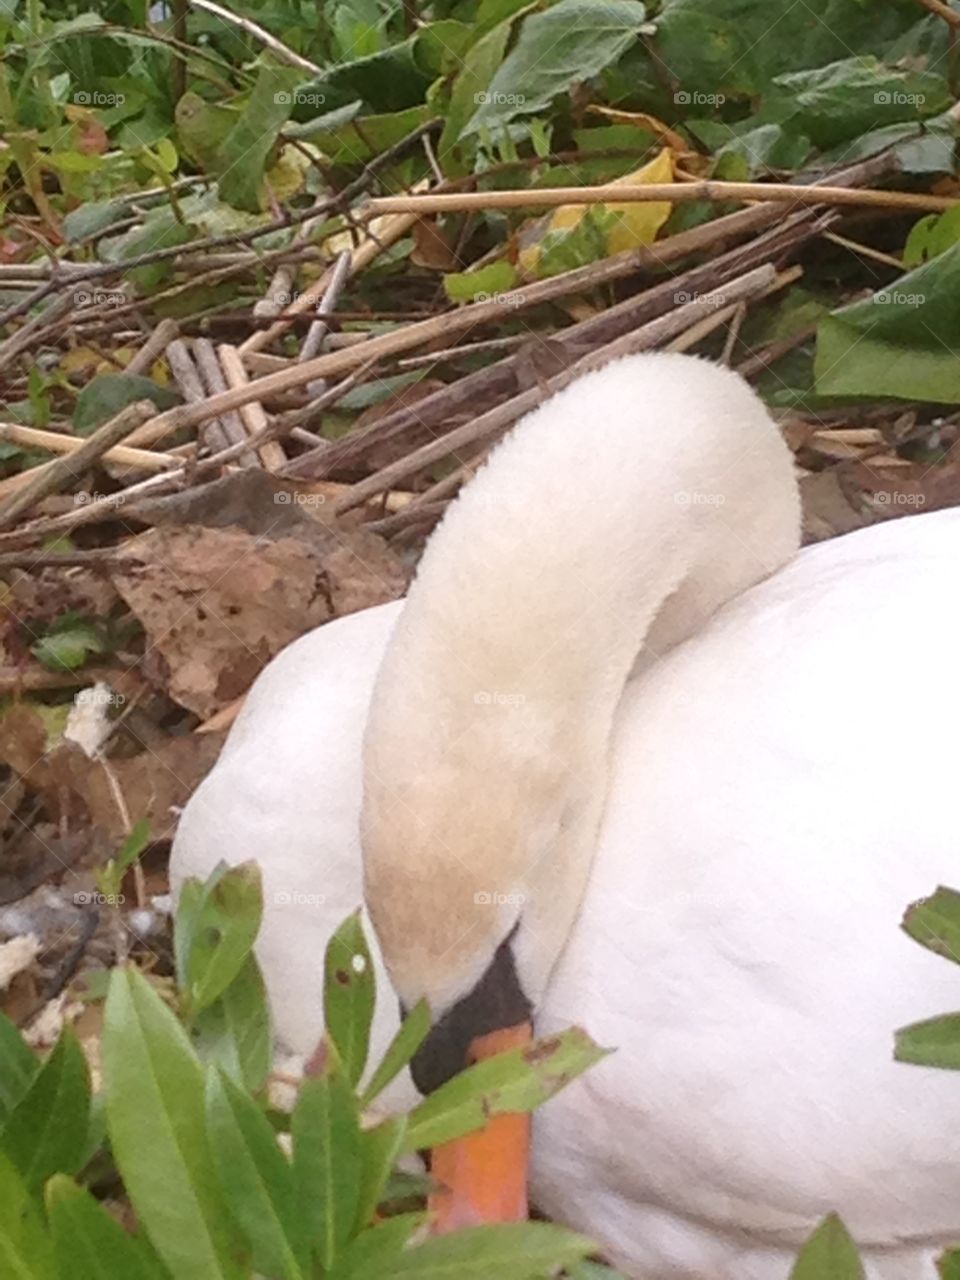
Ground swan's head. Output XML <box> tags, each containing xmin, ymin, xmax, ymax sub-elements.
<box><xmin>362</xmin><ymin>702</ymin><xmax>600</xmax><ymax>1093</ymax></box>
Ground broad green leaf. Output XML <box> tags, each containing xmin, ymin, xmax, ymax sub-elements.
<box><xmin>355</xmin><ymin>1115</ymin><xmax>407</xmax><ymax>1233</ymax></box>
<box><xmin>217</xmin><ymin>65</ymin><xmax>298</xmax><ymax>213</ymax></box>
<box><xmin>902</xmin><ymin>887</ymin><xmax>960</xmax><ymax>964</ymax></box>
<box><xmin>403</xmin><ymin>1027</ymin><xmax>608</xmax><ymax>1152</ymax></box>
<box><xmin>790</xmin><ymin>1213</ymin><xmax>864</xmax><ymax>1279</ymax></box>
<box><xmin>376</xmin><ymin>1221</ymin><xmax>595</xmax><ymax>1279</ymax></box>
<box><xmin>905</xmin><ymin>206</ymin><xmax>960</xmax><ymax>267</ymax></box>
<box><xmin>444</xmin><ymin>260</ymin><xmax>519</xmax><ymax>304</ymax></box>
<box><xmin>326</xmin><ymin>1214</ymin><xmax>424</xmax><ymax>1280</ymax></box>
<box><xmin>103</xmin><ymin>967</ymin><xmax>240</xmax><ymax>1280</ymax></box>
<box><xmin>815</xmin><ymin>245</ymin><xmax>960</xmax><ymax>403</ymax></box>
<box><xmin>359</xmin><ymin>999</ymin><xmax>429</xmax><ymax>1109</ymax></box>
<box><xmin>98</xmin><ymin>207</ymin><xmax>194</xmax><ymax>292</ymax></box>
<box><xmin>940</xmin><ymin>1248</ymin><xmax>960</xmax><ymax>1278</ymax></box>
<box><xmin>324</xmin><ymin>911</ymin><xmax>374</xmax><ymax>1088</ymax></box>
<box><xmin>189</xmin><ymin>953</ymin><xmax>272</xmax><ymax>1092</ymax></box>
<box><xmin>205</xmin><ymin>1068</ymin><xmax>306</xmax><ymax>1280</ymax></box>
<box><xmin>45</xmin><ymin>1175</ymin><xmax>168</xmax><ymax>1280</ymax></box>
<box><xmin>464</xmin><ymin>0</ymin><xmax>647</xmax><ymax>136</ymax></box>
<box><xmin>438</xmin><ymin>14</ymin><xmax>515</xmax><ymax>158</ymax></box>
<box><xmin>315</xmin><ymin>40</ymin><xmax>431</xmax><ymax>115</ymax></box>
<box><xmin>292</xmin><ymin>1038</ymin><xmax>362</xmax><ymax>1269</ymax></box>
<box><xmin>73</xmin><ymin>373</ymin><xmax>179</xmax><ymax>433</ymax></box>
<box><xmin>0</xmin><ymin>1014</ymin><xmax>37</xmax><ymax>1122</ymax></box>
<box><xmin>895</xmin><ymin>1014</ymin><xmax>960</xmax><ymax>1070</ymax></box>
<box><xmin>656</xmin><ymin>0</ymin><xmax>929</xmax><ymax>98</ymax></box>
<box><xmin>32</xmin><ymin>616</ymin><xmax>105</xmax><ymax>671</ymax></box>
<box><xmin>0</xmin><ymin>1150</ymin><xmax>55</xmax><ymax>1280</ymax></box>
<box><xmin>1</xmin><ymin>1028</ymin><xmax>90</xmax><ymax>1194</ymax></box>
<box><xmin>177</xmin><ymin>863</ymin><xmax>263</xmax><ymax>1014</ymax></box>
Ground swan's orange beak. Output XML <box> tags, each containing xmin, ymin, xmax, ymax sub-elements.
<box><xmin>428</xmin><ymin>1021</ymin><xmax>534</xmax><ymax>1231</ymax></box>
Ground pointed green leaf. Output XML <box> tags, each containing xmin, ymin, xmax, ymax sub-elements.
<box><xmin>102</xmin><ymin>967</ymin><xmax>240</xmax><ymax>1280</ymax></box>
<box><xmin>402</xmin><ymin>1027</ymin><xmax>608</xmax><ymax>1152</ymax></box>
<box><xmin>902</xmin><ymin>887</ymin><xmax>960</xmax><ymax>965</ymax></box>
<box><xmin>378</xmin><ymin>1222</ymin><xmax>594</xmax><ymax>1279</ymax></box>
<box><xmin>217</xmin><ymin>66</ymin><xmax>298</xmax><ymax>212</ymax></box>
<box><xmin>360</xmin><ymin>999</ymin><xmax>429</xmax><ymax>1109</ymax></box>
<box><xmin>0</xmin><ymin>1150</ymin><xmax>55</xmax><ymax>1280</ymax></box>
<box><xmin>790</xmin><ymin>1214</ymin><xmax>864</xmax><ymax>1279</ymax></box>
<box><xmin>190</xmin><ymin>952</ymin><xmax>272</xmax><ymax>1091</ymax></box>
<box><xmin>895</xmin><ymin>1013</ymin><xmax>960</xmax><ymax>1070</ymax></box>
<box><xmin>1</xmin><ymin>1028</ymin><xmax>90</xmax><ymax>1194</ymax></box>
<box><xmin>0</xmin><ymin>1014</ymin><xmax>37</xmax><ymax>1122</ymax></box>
<box><xmin>73</xmin><ymin>374</ymin><xmax>179</xmax><ymax>433</ymax></box>
<box><xmin>292</xmin><ymin>1038</ymin><xmax>362</xmax><ymax>1268</ymax></box>
<box><xmin>355</xmin><ymin>1115</ymin><xmax>407</xmax><ymax>1232</ymax></box>
<box><xmin>324</xmin><ymin>912</ymin><xmax>374</xmax><ymax>1088</ymax></box>
<box><xmin>326</xmin><ymin>1214</ymin><xmax>424</xmax><ymax>1280</ymax></box>
<box><xmin>205</xmin><ymin>1068</ymin><xmax>306</xmax><ymax>1280</ymax></box>
<box><xmin>176</xmin><ymin>863</ymin><xmax>263</xmax><ymax>1014</ymax></box>
<box><xmin>45</xmin><ymin>1175</ymin><xmax>168</xmax><ymax>1280</ymax></box>
<box><xmin>940</xmin><ymin>1247</ymin><xmax>960</xmax><ymax>1278</ymax></box>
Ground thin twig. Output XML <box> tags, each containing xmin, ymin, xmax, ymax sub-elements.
<box><xmin>187</xmin><ymin>0</ymin><xmax>323</xmax><ymax>70</ymax></box>
<box><xmin>365</xmin><ymin>180</ymin><xmax>957</xmax><ymax>217</ymax></box>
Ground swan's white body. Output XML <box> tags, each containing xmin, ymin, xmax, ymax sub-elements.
<box><xmin>172</xmin><ymin>354</ymin><xmax>960</xmax><ymax>1278</ymax></box>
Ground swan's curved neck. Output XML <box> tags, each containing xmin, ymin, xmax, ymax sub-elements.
<box><xmin>362</xmin><ymin>354</ymin><xmax>800</xmax><ymax>1015</ymax></box>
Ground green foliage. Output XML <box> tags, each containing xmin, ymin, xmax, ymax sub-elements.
<box><xmin>31</xmin><ymin>613</ymin><xmax>107</xmax><ymax>672</ymax></box>
<box><xmin>790</xmin><ymin>1214</ymin><xmax>864</xmax><ymax>1279</ymax></box>
<box><xmin>0</xmin><ymin>864</ymin><xmax>603</xmax><ymax>1278</ymax></box>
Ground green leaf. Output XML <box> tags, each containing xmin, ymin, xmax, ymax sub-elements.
<box><xmin>359</xmin><ymin>999</ymin><xmax>430</xmax><ymax>1109</ymax></box>
<box><xmin>45</xmin><ymin>1175</ymin><xmax>168</xmax><ymax>1280</ymax></box>
<box><xmin>939</xmin><ymin>1247</ymin><xmax>960</xmax><ymax>1278</ymax></box>
<box><xmin>790</xmin><ymin>1213</ymin><xmax>864</xmax><ymax>1279</ymax></box>
<box><xmin>438</xmin><ymin>14</ymin><xmax>515</xmax><ymax>157</ymax></box>
<box><xmin>902</xmin><ymin>886</ymin><xmax>960</xmax><ymax>964</ymax></box>
<box><xmin>62</xmin><ymin>197</ymin><xmax>132</xmax><ymax>242</ymax></box>
<box><xmin>0</xmin><ymin>1150</ymin><xmax>55</xmax><ymax>1280</ymax></box>
<box><xmin>895</xmin><ymin>1014</ymin><xmax>960</xmax><ymax>1070</ymax></box>
<box><xmin>291</xmin><ymin>1038</ymin><xmax>362</xmax><ymax>1269</ymax></box>
<box><xmin>815</xmin><ymin>245</ymin><xmax>960</xmax><ymax>403</ymax></box>
<box><xmin>403</xmin><ymin>1027</ymin><xmax>608</xmax><ymax>1152</ymax></box>
<box><xmin>176</xmin><ymin>863</ymin><xmax>263</xmax><ymax>1014</ymax></box>
<box><xmin>217</xmin><ymin>65</ymin><xmax>298</xmax><ymax>212</ymax></box>
<box><xmin>355</xmin><ymin>1115</ymin><xmax>407</xmax><ymax>1233</ymax></box>
<box><xmin>375</xmin><ymin>1221</ymin><xmax>595</xmax><ymax>1279</ymax></box>
<box><xmin>324</xmin><ymin>911</ymin><xmax>374</xmax><ymax>1088</ymax></box>
<box><xmin>1</xmin><ymin>1028</ymin><xmax>90</xmax><ymax>1195</ymax></box>
<box><xmin>31</xmin><ymin>615</ymin><xmax>105</xmax><ymax>672</ymax></box>
<box><xmin>0</xmin><ymin>1014</ymin><xmax>37</xmax><ymax>1123</ymax></box>
<box><xmin>73</xmin><ymin>373</ymin><xmax>179</xmax><ymax>433</ymax></box>
<box><xmin>464</xmin><ymin>0</ymin><xmax>647</xmax><ymax>136</ymax></box>
<box><xmin>102</xmin><ymin>967</ymin><xmax>240</xmax><ymax>1280</ymax></box>
<box><xmin>444</xmin><ymin>260</ymin><xmax>519</xmax><ymax>304</ymax></box>
<box><xmin>326</xmin><ymin>1214</ymin><xmax>424</xmax><ymax>1280</ymax></box>
<box><xmin>205</xmin><ymin>1067</ymin><xmax>307</xmax><ymax>1280</ymax></box>
<box><xmin>189</xmin><ymin>953</ymin><xmax>272</xmax><ymax>1092</ymax></box>
<box><xmin>905</xmin><ymin>206</ymin><xmax>960</xmax><ymax>267</ymax></box>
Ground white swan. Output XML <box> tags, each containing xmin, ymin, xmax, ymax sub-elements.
<box><xmin>171</xmin><ymin>353</ymin><xmax>960</xmax><ymax>1279</ymax></box>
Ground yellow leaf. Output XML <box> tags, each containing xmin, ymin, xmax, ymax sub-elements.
<box><xmin>518</xmin><ymin>147</ymin><xmax>675</xmax><ymax>278</ymax></box>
